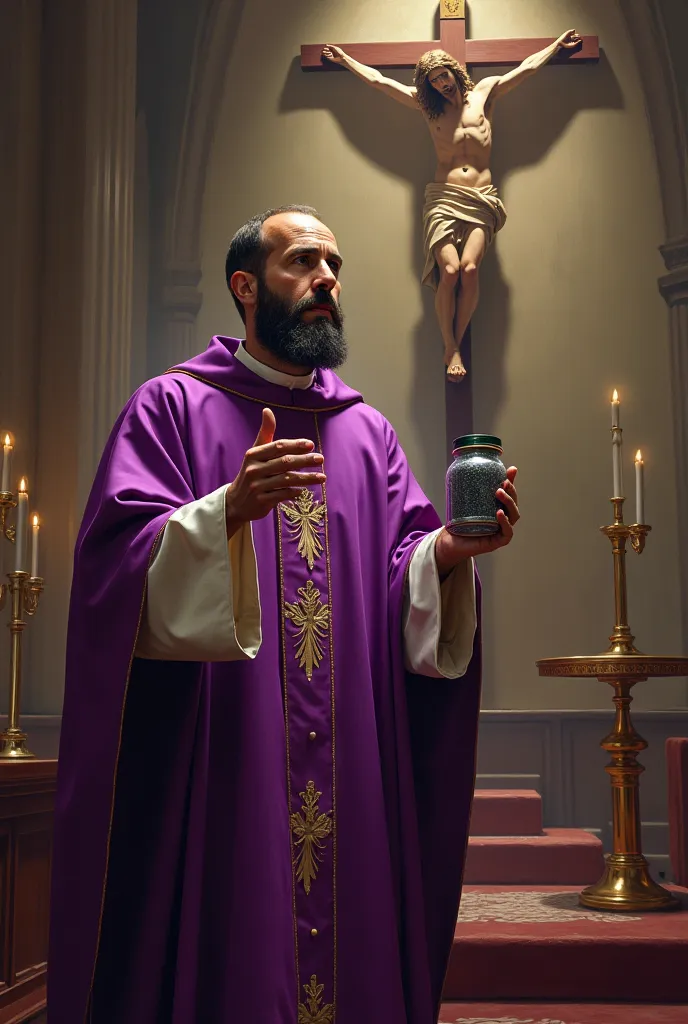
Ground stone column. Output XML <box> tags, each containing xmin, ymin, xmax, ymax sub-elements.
<box><xmin>78</xmin><ymin>0</ymin><xmax>138</xmax><ymax>498</ymax></box>
<box><xmin>31</xmin><ymin>0</ymin><xmax>138</xmax><ymax>713</ymax></box>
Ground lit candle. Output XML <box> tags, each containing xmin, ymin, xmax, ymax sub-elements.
<box><xmin>635</xmin><ymin>450</ymin><xmax>645</xmax><ymax>525</ymax></box>
<box><xmin>611</xmin><ymin>390</ymin><xmax>620</xmax><ymax>429</ymax></box>
<box><xmin>1</xmin><ymin>434</ymin><xmax>12</xmax><ymax>493</ymax></box>
<box><xmin>30</xmin><ymin>514</ymin><xmax>40</xmax><ymax>578</ymax></box>
<box><xmin>14</xmin><ymin>479</ymin><xmax>28</xmax><ymax>572</ymax></box>
<box><xmin>611</xmin><ymin>390</ymin><xmax>623</xmax><ymax>498</ymax></box>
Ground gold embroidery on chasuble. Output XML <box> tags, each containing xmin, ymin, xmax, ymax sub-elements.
<box><xmin>290</xmin><ymin>780</ymin><xmax>333</xmax><ymax>895</ymax></box>
<box><xmin>284</xmin><ymin>579</ymin><xmax>330</xmax><ymax>682</ymax></box>
<box><xmin>281</xmin><ymin>490</ymin><xmax>326</xmax><ymax>570</ymax></box>
<box><xmin>277</xmin><ymin>454</ymin><xmax>337</xmax><ymax>1020</ymax></box>
<box><xmin>298</xmin><ymin>975</ymin><xmax>335</xmax><ymax>1023</ymax></box>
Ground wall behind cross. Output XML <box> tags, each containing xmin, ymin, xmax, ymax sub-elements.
<box><xmin>188</xmin><ymin>0</ymin><xmax>686</xmax><ymax>711</ymax></box>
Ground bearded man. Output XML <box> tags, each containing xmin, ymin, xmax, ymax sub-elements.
<box><xmin>323</xmin><ymin>30</ymin><xmax>581</xmax><ymax>381</ymax></box>
<box><xmin>48</xmin><ymin>206</ymin><xmax>520</xmax><ymax>1024</ymax></box>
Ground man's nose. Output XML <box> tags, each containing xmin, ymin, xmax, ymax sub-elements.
<box><xmin>312</xmin><ymin>260</ymin><xmax>337</xmax><ymax>292</ymax></box>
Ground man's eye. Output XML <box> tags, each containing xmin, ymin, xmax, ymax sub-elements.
<box><xmin>294</xmin><ymin>255</ymin><xmax>309</xmax><ymax>265</ymax></box>
<box><xmin>328</xmin><ymin>262</ymin><xmax>340</xmax><ymax>274</ymax></box>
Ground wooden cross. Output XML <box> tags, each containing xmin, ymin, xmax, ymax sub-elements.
<box><xmin>301</xmin><ymin>1</ymin><xmax>599</xmax><ymax>443</ymax></box>
<box><xmin>301</xmin><ymin>0</ymin><xmax>599</xmax><ymax>74</ymax></box>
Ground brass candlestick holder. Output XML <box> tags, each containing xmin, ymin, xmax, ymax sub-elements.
<box><xmin>537</xmin><ymin>496</ymin><xmax>688</xmax><ymax>912</ymax></box>
<box><xmin>0</xmin><ymin>490</ymin><xmax>43</xmax><ymax>759</ymax></box>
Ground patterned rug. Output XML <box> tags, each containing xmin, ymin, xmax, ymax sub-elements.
<box><xmin>458</xmin><ymin>890</ymin><xmax>642</xmax><ymax>924</ymax></box>
<box><xmin>439</xmin><ymin>1004</ymin><xmax>688</xmax><ymax>1024</ymax></box>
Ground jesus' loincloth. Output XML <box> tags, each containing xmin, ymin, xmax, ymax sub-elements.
<box><xmin>421</xmin><ymin>181</ymin><xmax>507</xmax><ymax>291</ymax></box>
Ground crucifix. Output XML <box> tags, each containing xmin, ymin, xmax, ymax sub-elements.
<box><xmin>301</xmin><ymin>1</ymin><xmax>599</xmax><ymax>442</ymax></box>
<box><xmin>301</xmin><ymin>0</ymin><xmax>598</xmax><ymax>72</ymax></box>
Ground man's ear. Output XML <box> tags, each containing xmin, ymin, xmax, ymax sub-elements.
<box><xmin>230</xmin><ymin>270</ymin><xmax>258</xmax><ymax>312</ymax></box>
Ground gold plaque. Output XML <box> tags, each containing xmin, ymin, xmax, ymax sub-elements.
<box><xmin>440</xmin><ymin>0</ymin><xmax>465</xmax><ymax>19</ymax></box>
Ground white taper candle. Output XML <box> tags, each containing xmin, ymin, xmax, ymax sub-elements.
<box><xmin>635</xmin><ymin>451</ymin><xmax>645</xmax><ymax>525</ymax></box>
<box><xmin>30</xmin><ymin>514</ymin><xmax>39</xmax><ymax>578</ymax></box>
<box><xmin>611</xmin><ymin>391</ymin><xmax>623</xmax><ymax>498</ymax></box>
<box><xmin>1</xmin><ymin>434</ymin><xmax>12</xmax><ymax>493</ymax></box>
<box><xmin>14</xmin><ymin>479</ymin><xmax>28</xmax><ymax>572</ymax></box>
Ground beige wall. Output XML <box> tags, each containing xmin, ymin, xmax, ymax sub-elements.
<box><xmin>195</xmin><ymin>0</ymin><xmax>685</xmax><ymax>710</ymax></box>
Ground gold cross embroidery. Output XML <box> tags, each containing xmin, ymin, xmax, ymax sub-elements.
<box><xmin>284</xmin><ymin>579</ymin><xmax>330</xmax><ymax>682</ymax></box>
<box><xmin>290</xmin><ymin>781</ymin><xmax>333</xmax><ymax>895</ymax></box>
<box><xmin>281</xmin><ymin>491</ymin><xmax>326</xmax><ymax>570</ymax></box>
<box><xmin>297</xmin><ymin>974</ymin><xmax>335</xmax><ymax>1023</ymax></box>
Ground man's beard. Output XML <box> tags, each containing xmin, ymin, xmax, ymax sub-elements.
<box><xmin>254</xmin><ymin>281</ymin><xmax>347</xmax><ymax>370</ymax></box>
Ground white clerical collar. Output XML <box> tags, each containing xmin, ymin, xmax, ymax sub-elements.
<box><xmin>234</xmin><ymin>341</ymin><xmax>315</xmax><ymax>390</ymax></box>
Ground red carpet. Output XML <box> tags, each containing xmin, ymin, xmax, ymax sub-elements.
<box><xmin>439</xmin><ymin>1002</ymin><xmax>688</xmax><ymax>1023</ymax></box>
<box><xmin>465</xmin><ymin>829</ymin><xmax>604</xmax><ymax>885</ymax></box>
<box><xmin>444</xmin><ymin>885</ymin><xmax>688</xmax><ymax>1002</ymax></box>
<box><xmin>470</xmin><ymin>790</ymin><xmax>543</xmax><ymax>836</ymax></box>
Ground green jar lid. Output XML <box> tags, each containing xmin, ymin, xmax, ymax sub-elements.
<box><xmin>453</xmin><ymin>433</ymin><xmax>502</xmax><ymax>450</ymax></box>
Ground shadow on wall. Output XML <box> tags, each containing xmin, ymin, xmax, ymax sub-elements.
<box><xmin>279</xmin><ymin>47</ymin><xmax>622</xmax><ymax>479</ymax></box>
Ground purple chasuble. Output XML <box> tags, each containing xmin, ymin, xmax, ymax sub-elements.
<box><xmin>48</xmin><ymin>337</ymin><xmax>482</xmax><ymax>1024</ymax></box>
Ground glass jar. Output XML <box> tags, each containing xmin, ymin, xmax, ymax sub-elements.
<box><xmin>446</xmin><ymin>434</ymin><xmax>507</xmax><ymax>537</ymax></box>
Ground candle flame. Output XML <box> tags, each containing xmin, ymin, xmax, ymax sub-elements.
<box><xmin>18</xmin><ymin>478</ymin><xmax>27</xmax><ymax>493</ymax></box>
<box><xmin>3</xmin><ymin>434</ymin><xmax>10</xmax><ymax>448</ymax></box>
<box><xmin>635</xmin><ymin>450</ymin><xmax>643</xmax><ymax>463</ymax></box>
<box><xmin>32</xmin><ymin>514</ymin><xmax>39</xmax><ymax>528</ymax></box>
<box><xmin>612</xmin><ymin>389</ymin><xmax>619</xmax><ymax>402</ymax></box>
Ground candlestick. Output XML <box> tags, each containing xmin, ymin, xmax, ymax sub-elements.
<box><xmin>0</xmin><ymin>437</ymin><xmax>45</xmax><ymax>760</ymax></box>
<box><xmin>635</xmin><ymin>451</ymin><xmax>645</xmax><ymax>525</ymax></box>
<box><xmin>14</xmin><ymin>480</ymin><xmax>28</xmax><ymax>572</ymax></box>
<box><xmin>1</xmin><ymin>435</ymin><xmax>12</xmax><ymax>493</ymax></box>
<box><xmin>30</xmin><ymin>515</ymin><xmax>39</xmax><ymax>578</ymax></box>
<box><xmin>536</xmin><ymin>499</ymin><xmax>688</xmax><ymax>912</ymax></box>
<box><xmin>611</xmin><ymin>390</ymin><xmax>623</xmax><ymax>498</ymax></box>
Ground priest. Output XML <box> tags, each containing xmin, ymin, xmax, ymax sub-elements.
<box><xmin>48</xmin><ymin>205</ymin><xmax>520</xmax><ymax>1024</ymax></box>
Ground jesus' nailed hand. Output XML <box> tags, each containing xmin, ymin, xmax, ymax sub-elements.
<box><xmin>225</xmin><ymin>408</ymin><xmax>521</xmax><ymax>574</ymax></box>
<box><xmin>322</xmin><ymin>29</ymin><xmax>581</xmax><ymax>383</ymax></box>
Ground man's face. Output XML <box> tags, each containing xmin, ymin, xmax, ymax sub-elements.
<box><xmin>253</xmin><ymin>213</ymin><xmax>347</xmax><ymax>370</ymax></box>
<box><xmin>428</xmin><ymin>66</ymin><xmax>457</xmax><ymax>100</ymax></box>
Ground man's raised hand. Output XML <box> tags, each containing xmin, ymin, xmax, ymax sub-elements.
<box><xmin>225</xmin><ymin>408</ymin><xmax>326</xmax><ymax>535</ymax></box>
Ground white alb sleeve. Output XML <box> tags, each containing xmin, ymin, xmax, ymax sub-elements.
<box><xmin>135</xmin><ymin>484</ymin><xmax>261</xmax><ymax>661</ymax></box>
<box><xmin>402</xmin><ymin>528</ymin><xmax>477</xmax><ymax>678</ymax></box>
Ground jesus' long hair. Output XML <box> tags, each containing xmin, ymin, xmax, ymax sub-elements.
<box><xmin>414</xmin><ymin>49</ymin><xmax>474</xmax><ymax>120</ymax></box>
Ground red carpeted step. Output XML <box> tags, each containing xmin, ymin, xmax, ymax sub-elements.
<box><xmin>470</xmin><ymin>789</ymin><xmax>543</xmax><ymax>836</ymax></box>
<box><xmin>445</xmin><ymin>884</ymin><xmax>688</xmax><ymax>1003</ymax></box>
<box><xmin>439</xmin><ymin>1001</ymin><xmax>688</xmax><ymax>1023</ymax></box>
<box><xmin>465</xmin><ymin>828</ymin><xmax>603</xmax><ymax>885</ymax></box>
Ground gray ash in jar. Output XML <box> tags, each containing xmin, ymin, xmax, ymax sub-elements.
<box><xmin>446</xmin><ymin>434</ymin><xmax>507</xmax><ymax>537</ymax></box>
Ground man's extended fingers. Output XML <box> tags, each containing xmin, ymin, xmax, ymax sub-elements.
<box><xmin>250</xmin><ymin>452</ymin><xmax>324</xmax><ymax>479</ymax></box>
<box><xmin>254</xmin><ymin>471</ymin><xmax>326</xmax><ymax>494</ymax></box>
<box><xmin>246</xmin><ymin>438</ymin><xmax>316</xmax><ymax>462</ymax></box>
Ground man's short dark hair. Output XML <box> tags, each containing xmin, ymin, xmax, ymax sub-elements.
<box><xmin>225</xmin><ymin>205</ymin><xmax>322</xmax><ymax>323</ymax></box>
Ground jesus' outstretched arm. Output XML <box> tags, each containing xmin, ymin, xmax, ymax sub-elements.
<box><xmin>477</xmin><ymin>29</ymin><xmax>582</xmax><ymax>104</ymax></box>
<box><xmin>322</xmin><ymin>44</ymin><xmax>419</xmax><ymax>110</ymax></box>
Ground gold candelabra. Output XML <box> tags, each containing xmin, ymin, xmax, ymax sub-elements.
<box><xmin>537</xmin><ymin>496</ymin><xmax>688</xmax><ymax>912</ymax></box>
<box><xmin>0</xmin><ymin>489</ymin><xmax>44</xmax><ymax>758</ymax></box>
